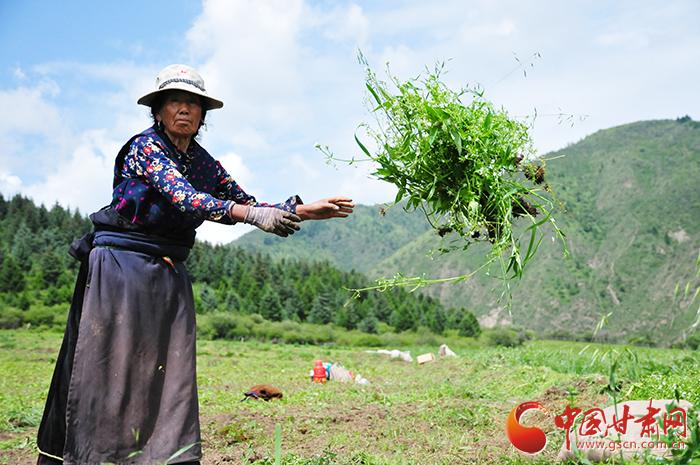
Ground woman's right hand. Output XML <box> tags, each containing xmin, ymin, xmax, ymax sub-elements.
<box><xmin>242</xmin><ymin>206</ymin><xmax>301</xmax><ymax>237</ymax></box>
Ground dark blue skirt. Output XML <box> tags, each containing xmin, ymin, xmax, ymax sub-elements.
<box><xmin>37</xmin><ymin>231</ymin><xmax>201</xmax><ymax>464</ymax></box>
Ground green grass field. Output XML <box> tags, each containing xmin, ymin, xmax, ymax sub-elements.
<box><xmin>1</xmin><ymin>329</ymin><xmax>699</xmax><ymax>464</ymax></box>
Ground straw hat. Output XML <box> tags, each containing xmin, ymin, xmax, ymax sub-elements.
<box><xmin>137</xmin><ymin>64</ymin><xmax>223</xmax><ymax>111</ymax></box>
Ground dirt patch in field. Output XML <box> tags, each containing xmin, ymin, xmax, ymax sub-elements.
<box><xmin>538</xmin><ymin>376</ymin><xmax>609</xmax><ymax>408</ymax></box>
<box><xmin>200</xmin><ymin>400</ymin><xmax>451</xmax><ymax>464</ymax></box>
<box><xmin>0</xmin><ymin>430</ymin><xmax>37</xmax><ymax>465</ymax></box>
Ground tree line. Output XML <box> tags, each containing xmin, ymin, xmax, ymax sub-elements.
<box><xmin>0</xmin><ymin>194</ymin><xmax>480</xmax><ymax>338</ymax></box>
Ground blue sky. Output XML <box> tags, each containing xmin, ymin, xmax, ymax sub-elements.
<box><xmin>0</xmin><ymin>1</ymin><xmax>198</xmax><ymax>63</ymax></box>
<box><xmin>1</xmin><ymin>0</ymin><xmax>698</xmax><ymax>243</ymax></box>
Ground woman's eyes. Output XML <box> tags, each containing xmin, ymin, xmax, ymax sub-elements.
<box><xmin>167</xmin><ymin>97</ymin><xmax>201</xmax><ymax>106</ymax></box>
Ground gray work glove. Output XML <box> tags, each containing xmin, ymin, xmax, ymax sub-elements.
<box><xmin>244</xmin><ymin>206</ymin><xmax>301</xmax><ymax>237</ymax></box>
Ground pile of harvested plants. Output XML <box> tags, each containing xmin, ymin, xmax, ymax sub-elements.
<box><xmin>319</xmin><ymin>56</ymin><xmax>564</xmax><ymax>287</ymax></box>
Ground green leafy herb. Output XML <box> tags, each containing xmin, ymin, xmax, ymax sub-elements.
<box><xmin>321</xmin><ymin>53</ymin><xmax>565</xmax><ymax>285</ymax></box>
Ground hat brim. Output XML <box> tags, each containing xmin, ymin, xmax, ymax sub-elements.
<box><xmin>137</xmin><ymin>83</ymin><xmax>224</xmax><ymax>111</ymax></box>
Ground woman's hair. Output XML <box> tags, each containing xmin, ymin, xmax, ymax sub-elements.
<box><xmin>150</xmin><ymin>91</ymin><xmax>208</xmax><ymax>138</ymax></box>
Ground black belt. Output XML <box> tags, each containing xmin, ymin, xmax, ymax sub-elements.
<box><xmin>69</xmin><ymin>230</ymin><xmax>191</xmax><ymax>262</ymax></box>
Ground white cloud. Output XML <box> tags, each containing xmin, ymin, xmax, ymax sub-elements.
<box><xmin>457</xmin><ymin>17</ymin><xmax>517</xmax><ymax>44</ymax></box>
<box><xmin>24</xmin><ymin>129</ymin><xmax>117</xmax><ymax>213</ymax></box>
<box><xmin>216</xmin><ymin>126</ymin><xmax>269</xmax><ymax>152</ymax></box>
<box><xmin>595</xmin><ymin>31</ymin><xmax>650</xmax><ymax>48</ymax></box>
<box><xmin>314</xmin><ymin>3</ymin><xmax>370</xmax><ymax>46</ymax></box>
<box><xmin>0</xmin><ymin>58</ymin><xmax>160</xmax><ymax>216</ymax></box>
<box><xmin>33</xmin><ymin>60</ymin><xmax>153</xmax><ymax>89</ymax></box>
<box><xmin>196</xmin><ymin>221</ymin><xmax>253</xmax><ymax>244</ymax></box>
<box><xmin>0</xmin><ymin>79</ymin><xmax>62</xmax><ymax>135</ymax></box>
<box><xmin>0</xmin><ymin>171</ymin><xmax>22</xmax><ymax>198</ymax></box>
<box><xmin>12</xmin><ymin>66</ymin><xmax>26</xmax><ymax>80</ymax></box>
<box><xmin>0</xmin><ymin>79</ymin><xmax>74</xmax><ymax>182</ymax></box>
<box><xmin>495</xmin><ymin>18</ymin><xmax>516</xmax><ymax>36</ymax></box>
<box><xmin>217</xmin><ymin>152</ymin><xmax>253</xmax><ymax>188</ymax></box>
<box><xmin>186</xmin><ymin>0</ymin><xmax>308</xmax><ymax>133</ymax></box>
<box><xmin>289</xmin><ymin>153</ymin><xmax>321</xmax><ymax>180</ymax></box>
<box><xmin>335</xmin><ymin>163</ymin><xmax>397</xmax><ymax>206</ymax></box>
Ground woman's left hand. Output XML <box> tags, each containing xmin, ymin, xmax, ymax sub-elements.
<box><xmin>297</xmin><ymin>197</ymin><xmax>355</xmax><ymax>220</ymax></box>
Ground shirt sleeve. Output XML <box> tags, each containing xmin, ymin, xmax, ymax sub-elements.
<box><xmin>213</xmin><ymin>159</ymin><xmax>303</xmax><ymax>214</ymax></box>
<box><xmin>126</xmin><ymin>136</ymin><xmax>234</xmax><ymax>223</ymax></box>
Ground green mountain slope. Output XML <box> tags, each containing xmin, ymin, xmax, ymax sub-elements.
<box><xmin>233</xmin><ymin>203</ymin><xmax>431</xmax><ymax>273</ymax></box>
<box><xmin>234</xmin><ymin>118</ymin><xmax>700</xmax><ymax>342</ymax></box>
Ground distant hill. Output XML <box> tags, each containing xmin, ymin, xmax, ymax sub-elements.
<box><xmin>233</xmin><ymin>202</ymin><xmax>431</xmax><ymax>273</ymax></box>
<box><xmin>233</xmin><ymin>118</ymin><xmax>700</xmax><ymax>343</ymax></box>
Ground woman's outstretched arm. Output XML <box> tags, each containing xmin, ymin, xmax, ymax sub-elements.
<box><xmin>296</xmin><ymin>197</ymin><xmax>355</xmax><ymax>220</ymax></box>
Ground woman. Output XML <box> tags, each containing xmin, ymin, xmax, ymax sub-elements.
<box><xmin>36</xmin><ymin>64</ymin><xmax>354</xmax><ymax>465</ymax></box>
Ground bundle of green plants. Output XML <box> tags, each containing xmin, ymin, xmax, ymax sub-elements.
<box><xmin>320</xmin><ymin>54</ymin><xmax>564</xmax><ymax>283</ymax></box>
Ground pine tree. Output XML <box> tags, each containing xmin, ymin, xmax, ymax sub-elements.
<box><xmin>199</xmin><ymin>285</ymin><xmax>219</xmax><ymax>312</ymax></box>
<box><xmin>390</xmin><ymin>302</ymin><xmax>416</xmax><ymax>332</ymax></box>
<box><xmin>426</xmin><ymin>302</ymin><xmax>447</xmax><ymax>334</ymax></box>
<box><xmin>358</xmin><ymin>310</ymin><xmax>379</xmax><ymax>334</ymax></box>
<box><xmin>39</xmin><ymin>250</ymin><xmax>64</xmax><ymax>287</ymax></box>
<box><xmin>451</xmin><ymin>308</ymin><xmax>481</xmax><ymax>337</ymax></box>
<box><xmin>333</xmin><ymin>301</ymin><xmax>359</xmax><ymax>329</ymax></box>
<box><xmin>223</xmin><ymin>288</ymin><xmax>244</xmax><ymax>312</ymax></box>
<box><xmin>11</xmin><ymin>222</ymin><xmax>35</xmax><ymax>271</ymax></box>
<box><xmin>0</xmin><ymin>255</ymin><xmax>25</xmax><ymax>293</ymax></box>
<box><xmin>259</xmin><ymin>285</ymin><xmax>284</xmax><ymax>321</ymax></box>
<box><xmin>307</xmin><ymin>293</ymin><xmax>333</xmax><ymax>325</ymax></box>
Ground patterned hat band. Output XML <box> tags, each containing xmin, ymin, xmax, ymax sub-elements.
<box><xmin>158</xmin><ymin>78</ymin><xmax>206</xmax><ymax>92</ymax></box>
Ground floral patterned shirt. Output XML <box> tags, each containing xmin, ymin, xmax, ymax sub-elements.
<box><xmin>110</xmin><ymin>126</ymin><xmax>300</xmax><ymax>239</ymax></box>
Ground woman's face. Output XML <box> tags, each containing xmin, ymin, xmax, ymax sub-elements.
<box><xmin>156</xmin><ymin>90</ymin><xmax>203</xmax><ymax>139</ymax></box>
